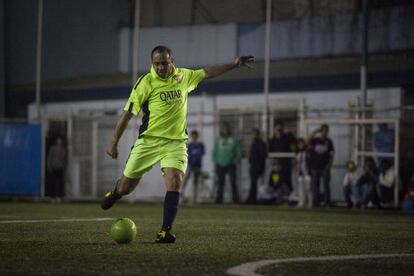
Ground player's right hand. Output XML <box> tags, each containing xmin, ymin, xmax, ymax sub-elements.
<box><xmin>106</xmin><ymin>144</ymin><xmax>118</xmax><ymax>159</ymax></box>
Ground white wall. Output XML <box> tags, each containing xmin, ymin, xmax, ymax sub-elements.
<box><xmin>32</xmin><ymin>88</ymin><xmax>401</xmax><ymax>202</ymax></box>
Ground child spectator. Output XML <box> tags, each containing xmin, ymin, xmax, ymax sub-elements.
<box><xmin>182</xmin><ymin>130</ymin><xmax>205</xmax><ymax>203</ymax></box>
<box><xmin>343</xmin><ymin>160</ymin><xmax>359</xmax><ymax>208</ymax></box>
<box><xmin>402</xmin><ymin>173</ymin><xmax>414</xmax><ymax>213</ymax></box>
<box><xmin>259</xmin><ymin>159</ymin><xmax>286</xmax><ymax>204</ymax></box>
<box><xmin>378</xmin><ymin>159</ymin><xmax>395</xmax><ymax>206</ymax></box>
<box><xmin>295</xmin><ymin>138</ymin><xmax>312</xmax><ymax>208</ymax></box>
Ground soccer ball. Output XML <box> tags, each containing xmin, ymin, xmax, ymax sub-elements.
<box><xmin>111</xmin><ymin>218</ymin><xmax>137</xmax><ymax>244</ymax></box>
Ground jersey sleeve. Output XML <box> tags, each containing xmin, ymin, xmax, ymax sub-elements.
<box><xmin>187</xmin><ymin>69</ymin><xmax>206</xmax><ymax>93</ymax></box>
<box><xmin>123</xmin><ymin>76</ymin><xmax>149</xmax><ymax>116</ymax></box>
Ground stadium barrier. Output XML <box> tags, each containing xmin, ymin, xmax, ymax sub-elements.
<box><xmin>0</xmin><ymin>121</ymin><xmax>42</xmax><ymax>197</ymax></box>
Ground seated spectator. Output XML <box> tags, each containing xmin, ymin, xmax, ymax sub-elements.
<box><xmin>378</xmin><ymin>159</ymin><xmax>395</xmax><ymax>206</ymax></box>
<box><xmin>295</xmin><ymin>138</ymin><xmax>312</xmax><ymax>208</ymax></box>
<box><xmin>402</xmin><ymin>173</ymin><xmax>414</xmax><ymax>213</ymax></box>
<box><xmin>268</xmin><ymin>121</ymin><xmax>296</xmax><ymax>193</ymax></box>
<box><xmin>354</xmin><ymin>158</ymin><xmax>380</xmax><ymax>208</ymax></box>
<box><xmin>343</xmin><ymin>160</ymin><xmax>359</xmax><ymax>208</ymax></box>
<box><xmin>258</xmin><ymin>159</ymin><xmax>288</xmax><ymax>204</ymax></box>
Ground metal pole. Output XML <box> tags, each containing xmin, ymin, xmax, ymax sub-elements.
<box><xmin>0</xmin><ymin>0</ymin><xmax>5</xmax><ymax>118</ymax></box>
<box><xmin>35</xmin><ymin>0</ymin><xmax>44</xmax><ymax>120</ymax></box>
<box><xmin>360</xmin><ymin>0</ymin><xmax>369</xmax><ymax>155</ymax></box>
<box><xmin>131</xmin><ymin>0</ymin><xmax>141</xmax><ymax>85</ymax></box>
<box><xmin>264</xmin><ymin>0</ymin><xmax>272</xmax><ymax>141</ymax></box>
<box><xmin>394</xmin><ymin>120</ymin><xmax>400</xmax><ymax>208</ymax></box>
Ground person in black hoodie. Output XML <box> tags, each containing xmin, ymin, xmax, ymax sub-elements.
<box><xmin>246</xmin><ymin>128</ymin><xmax>267</xmax><ymax>204</ymax></box>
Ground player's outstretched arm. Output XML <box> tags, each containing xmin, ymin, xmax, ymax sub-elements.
<box><xmin>204</xmin><ymin>56</ymin><xmax>254</xmax><ymax>80</ymax></box>
<box><xmin>106</xmin><ymin>111</ymin><xmax>133</xmax><ymax>159</ymax></box>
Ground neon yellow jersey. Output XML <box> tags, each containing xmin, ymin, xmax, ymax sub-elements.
<box><xmin>124</xmin><ymin>66</ymin><xmax>206</xmax><ymax>140</ymax></box>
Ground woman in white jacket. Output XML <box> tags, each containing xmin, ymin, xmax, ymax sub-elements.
<box><xmin>378</xmin><ymin>159</ymin><xmax>395</xmax><ymax>205</ymax></box>
<box><xmin>296</xmin><ymin>138</ymin><xmax>312</xmax><ymax>208</ymax></box>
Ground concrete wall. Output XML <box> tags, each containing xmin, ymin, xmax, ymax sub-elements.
<box><xmin>239</xmin><ymin>5</ymin><xmax>414</xmax><ymax>59</ymax></box>
<box><xmin>5</xmin><ymin>2</ymin><xmax>414</xmax><ymax>86</ymax></box>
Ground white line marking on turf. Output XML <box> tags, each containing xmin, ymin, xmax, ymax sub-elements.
<box><xmin>226</xmin><ymin>253</ymin><xmax>414</xmax><ymax>276</ymax></box>
<box><xmin>0</xmin><ymin>218</ymin><xmax>114</xmax><ymax>224</ymax></box>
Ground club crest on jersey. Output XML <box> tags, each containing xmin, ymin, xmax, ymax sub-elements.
<box><xmin>173</xmin><ymin>74</ymin><xmax>182</xmax><ymax>83</ymax></box>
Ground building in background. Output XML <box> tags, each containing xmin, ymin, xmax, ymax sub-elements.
<box><xmin>1</xmin><ymin>0</ymin><xmax>413</xmax><ymax>203</ymax></box>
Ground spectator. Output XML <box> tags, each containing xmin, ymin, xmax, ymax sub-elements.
<box><xmin>309</xmin><ymin>124</ymin><xmax>335</xmax><ymax>207</ymax></box>
<box><xmin>295</xmin><ymin>138</ymin><xmax>312</xmax><ymax>208</ymax></box>
<box><xmin>354</xmin><ymin>158</ymin><xmax>380</xmax><ymax>208</ymax></box>
<box><xmin>402</xmin><ymin>173</ymin><xmax>414</xmax><ymax>213</ymax></box>
<box><xmin>343</xmin><ymin>160</ymin><xmax>359</xmax><ymax>208</ymax></box>
<box><xmin>181</xmin><ymin>130</ymin><xmax>205</xmax><ymax>203</ymax></box>
<box><xmin>268</xmin><ymin>121</ymin><xmax>296</xmax><ymax>192</ymax></box>
<box><xmin>246</xmin><ymin>128</ymin><xmax>267</xmax><ymax>204</ymax></box>
<box><xmin>378</xmin><ymin>159</ymin><xmax>395</xmax><ymax>206</ymax></box>
<box><xmin>374</xmin><ymin>123</ymin><xmax>394</xmax><ymax>165</ymax></box>
<box><xmin>47</xmin><ymin>136</ymin><xmax>67</xmax><ymax>199</ymax></box>
<box><xmin>213</xmin><ymin>124</ymin><xmax>241</xmax><ymax>204</ymax></box>
<box><xmin>259</xmin><ymin>159</ymin><xmax>288</xmax><ymax>203</ymax></box>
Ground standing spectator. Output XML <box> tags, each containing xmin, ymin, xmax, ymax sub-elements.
<box><xmin>309</xmin><ymin>124</ymin><xmax>335</xmax><ymax>207</ymax></box>
<box><xmin>374</xmin><ymin>123</ymin><xmax>394</xmax><ymax>165</ymax></box>
<box><xmin>343</xmin><ymin>160</ymin><xmax>359</xmax><ymax>208</ymax></box>
<box><xmin>295</xmin><ymin>138</ymin><xmax>312</xmax><ymax>208</ymax></box>
<box><xmin>47</xmin><ymin>136</ymin><xmax>67</xmax><ymax>199</ymax></box>
<box><xmin>213</xmin><ymin>124</ymin><xmax>241</xmax><ymax>204</ymax></box>
<box><xmin>378</xmin><ymin>159</ymin><xmax>395</xmax><ymax>206</ymax></box>
<box><xmin>268</xmin><ymin>121</ymin><xmax>296</xmax><ymax>192</ymax></box>
<box><xmin>181</xmin><ymin>130</ymin><xmax>205</xmax><ymax>203</ymax></box>
<box><xmin>246</xmin><ymin>128</ymin><xmax>267</xmax><ymax>204</ymax></box>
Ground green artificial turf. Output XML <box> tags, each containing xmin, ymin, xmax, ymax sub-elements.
<box><xmin>0</xmin><ymin>202</ymin><xmax>413</xmax><ymax>275</ymax></box>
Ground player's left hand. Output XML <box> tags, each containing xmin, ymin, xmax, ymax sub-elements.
<box><xmin>234</xmin><ymin>56</ymin><xmax>254</xmax><ymax>68</ymax></box>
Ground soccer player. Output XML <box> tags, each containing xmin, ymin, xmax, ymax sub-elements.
<box><xmin>101</xmin><ymin>45</ymin><xmax>254</xmax><ymax>243</ymax></box>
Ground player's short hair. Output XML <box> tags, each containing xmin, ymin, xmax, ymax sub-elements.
<box><xmin>190</xmin><ymin>130</ymin><xmax>199</xmax><ymax>137</ymax></box>
<box><xmin>151</xmin><ymin>45</ymin><xmax>172</xmax><ymax>59</ymax></box>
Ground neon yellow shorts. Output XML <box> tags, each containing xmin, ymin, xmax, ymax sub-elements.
<box><xmin>123</xmin><ymin>135</ymin><xmax>188</xmax><ymax>179</ymax></box>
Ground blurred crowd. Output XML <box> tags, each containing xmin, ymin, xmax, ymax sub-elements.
<box><xmin>183</xmin><ymin>122</ymin><xmax>414</xmax><ymax>212</ymax></box>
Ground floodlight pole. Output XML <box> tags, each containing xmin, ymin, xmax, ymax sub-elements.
<box><xmin>264</xmin><ymin>0</ymin><xmax>272</xmax><ymax>141</ymax></box>
<box><xmin>132</xmin><ymin>0</ymin><xmax>141</xmax><ymax>85</ymax></box>
<box><xmin>35</xmin><ymin>0</ymin><xmax>43</xmax><ymax>121</ymax></box>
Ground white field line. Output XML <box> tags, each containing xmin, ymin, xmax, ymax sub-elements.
<box><xmin>0</xmin><ymin>218</ymin><xmax>114</xmax><ymax>224</ymax></box>
<box><xmin>227</xmin><ymin>253</ymin><xmax>414</xmax><ymax>276</ymax></box>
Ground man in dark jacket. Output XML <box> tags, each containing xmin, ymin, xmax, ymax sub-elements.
<box><xmin>246</xmin><ymin>128</ymin><xmax>267</xmax><ymax>204</ymax></box>
<box><xmin>309</xmin><ymin>124</ymin><xmax>335</xmax><ymax>207</ymax></box>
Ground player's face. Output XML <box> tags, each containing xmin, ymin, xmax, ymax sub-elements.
<box><xmin>152</xmin><ymin>52</ymin><xmax>174</xmax><ymax>79</ymax></box>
